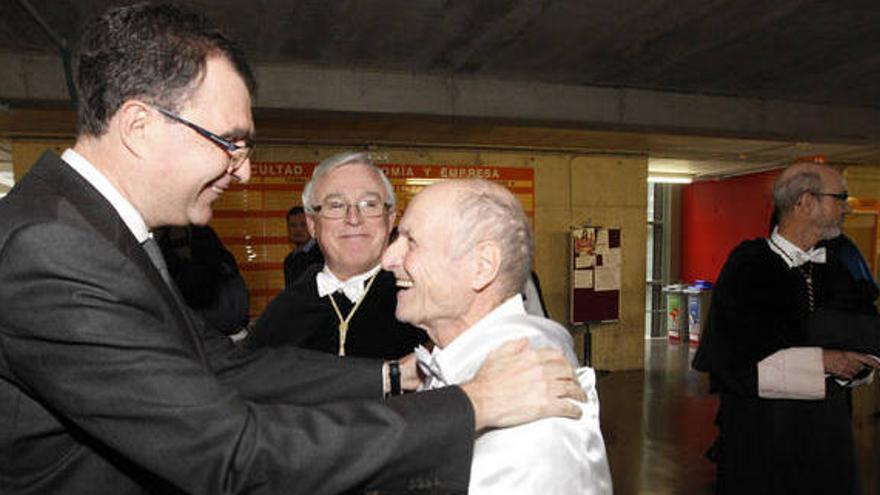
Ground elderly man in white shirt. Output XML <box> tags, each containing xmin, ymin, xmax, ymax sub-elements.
<box><xmin>382</xmin><ymin>178</ymin><xmax>612</xmax><ymax>495</ymax></box>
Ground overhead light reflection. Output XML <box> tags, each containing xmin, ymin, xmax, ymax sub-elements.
<box><xmin>647</xmin><ymin>174</ymin><xmax>693</xmax><ymax>184</ymax></box>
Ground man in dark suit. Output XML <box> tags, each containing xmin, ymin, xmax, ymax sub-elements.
<box><xmin>0</xmin><ymin>4</ymin><xmax>585</xmax><ymax>494</ymax></box>
<box><xmin>283</xmin><ymin>205</ymin><xmax>324</xmax><ymax>287</ymax></box>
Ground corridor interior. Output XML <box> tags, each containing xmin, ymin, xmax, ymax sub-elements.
<box><xmin>598</xmin><ymin>339</ymin><xmax>880</xmax><ymax>495</ymax></box>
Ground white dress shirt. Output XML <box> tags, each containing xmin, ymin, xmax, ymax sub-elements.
<box><xmin>416</xmin><ymin>295</ymin><xmax>612</xmax><ymax>495</ymax></box>
<box><xmin>61</xmin><ymin>149</ymin><xmax>150</xmax><ymax>242</ymax></box>
<box><xmin>315</xmin><ymin>264</ymin><xmax>381</xmax><ymax>303</ymax></box>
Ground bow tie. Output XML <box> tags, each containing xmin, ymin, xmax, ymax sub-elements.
<box><xmin>790</xmin><ymin>247</ymin><xmax>826</xmax><ymax>267</ymax></box>
<box><xmin>414</xmin><ymin>345</ymin><xmax>448</xmax><ymax>389</ymax></box>
<box><xmin>316</xmin><ymin>271</ymin><xmax>370</xmax><ymax>303</ymax></box>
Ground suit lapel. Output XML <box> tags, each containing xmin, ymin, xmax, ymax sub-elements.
<box><xmin>29</xmin><ymin>152</ymin><xmax>208</xmax><ymax>362</ymax></box>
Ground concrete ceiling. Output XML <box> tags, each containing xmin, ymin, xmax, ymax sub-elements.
<box><xmin>3</xmin><ymin>0</ymin><xmax>880</xmax><ymax>179</ymax></box>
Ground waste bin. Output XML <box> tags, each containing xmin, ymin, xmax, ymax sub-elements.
<box><xmin>685</xmin><ymin>280</ymin><xmax>713</xmax><ymax>346</ymax></box>
<box><xmin>663</xmin><ymin>284</ymin><xmax>688</xmax><ymax>342</ymax></box>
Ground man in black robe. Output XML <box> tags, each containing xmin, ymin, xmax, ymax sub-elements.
<box><xmin>693</xmin><ymin>162</ymin><xmax>880</xmax><ymax>494</ymax></box>
<box><xmin>252</xmin><ymin>152</ymin><xmax>427</xmax><ymax>359</ymax></box>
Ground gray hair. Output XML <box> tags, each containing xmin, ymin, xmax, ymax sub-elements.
<box><xmin>772</xmin><ymin>167</ymin><xmax>823</xmax><ymax>219</ymax></box>
<box><xmin>447</xmin><ymin>180</ymin><xmax>533</xmax><ymax>298</ymax></box>
<box><xmin>302</xmin><ymin>152</ymin><xmax>396</xmax><ymax>212</ymax></box>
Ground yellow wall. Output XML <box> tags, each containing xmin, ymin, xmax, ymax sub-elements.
<box><xmin>11</xmin><ymin>140</ymin><xmax>648</xmax><ymax>371</ymax></box>
<box><xmin>11</xmin><ymin>139</ymin><xmax>71</xmax><ymax>181</ymax></box>
<box><xmin>844</xmin><ymin>164</ymin><xmax>880</xmax><ymax>198</ymax></box>
<box><xmin>842</xmin><ymin>164</ymin><xmax>880</xmax><ymax>435</ymax></box>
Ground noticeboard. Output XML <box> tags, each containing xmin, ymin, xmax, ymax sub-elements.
<box><xmin>570</xmin><ymin>226</ymin><xmax>621</xmax><ymax>324</ymax></box>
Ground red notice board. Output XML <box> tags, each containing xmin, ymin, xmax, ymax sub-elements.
<box><xmin>570</xmin><ymin>226</ymin><xmax>621</xmax><ymax>324</ymax></box>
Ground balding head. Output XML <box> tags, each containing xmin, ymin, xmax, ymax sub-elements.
<box><xmin>382</xmin><ymin>179</ymin><xmax>533</xmax><ymax>345</ymax></box>
<box><xmin>772</xmin><ymin>162</ymin><xmax>850</xmax><ymax>247</ymax></box>
<box><xmin>443</xmin><ymin>180</ymin><xmax>533</xmax><ymax>297</ymax></box>
<box><xmin>773</xmin><ymin>162</ymin><xmax>826</xmax><ymax>219</ymax></box>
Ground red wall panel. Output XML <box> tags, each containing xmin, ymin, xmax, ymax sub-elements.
<box><xmin>680</xmin><ymin>170</ymin><xmax>780</xmax><ymax>283</ymax></box>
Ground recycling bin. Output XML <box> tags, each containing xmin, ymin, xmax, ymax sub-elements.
<box><xmin>663</xmin><ymin>284</ymin><xmax>688</xmax><ymax>342</ymax></box>
<box><xmin>685</xmin><ymin>280</ymin><xmax>713</xmax><ymax>346</ymax></box>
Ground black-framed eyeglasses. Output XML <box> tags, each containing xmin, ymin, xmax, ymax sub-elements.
<box><xmin>151</xmin><ymin>105</ymin><xmax>254</xmax><ymax>168</ymax></box>
<box><xmin>310</xmin><ymin>197</ymin><xmax>391</xmax><ymax>219</ymax></box>
<box><xmin>813</xmin><ymin>191</ymin><xmax>849</xmax><ymax>202</ymax></box>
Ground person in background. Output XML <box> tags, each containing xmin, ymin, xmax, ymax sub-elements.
<box><xmin>283</xmin><ymin>205</ymin><xmax>324</xmax><ymax>287</ymax></box>
<box><xmin>693</xmin><ymin>162</ymin><xmax>880</xmax><ymax>494</ymax></box>
<box><xmin>157</xmin><ymin>224</ymin><xmax>250</xmax><ymax>337</ymax></box>
<box><xmin>383</xmin><ymin>179</ymin><xmax>612</xmax><ymax>494</ymax></box>
<box><xmin>253</xmin><ymin>152</ymin><xmax>428</xmax><ymax>359</ymax></box>
<box><xmin>0</xmin><ymin>4</ymin><xmax>588</xmax><ymax>494</ymax></box>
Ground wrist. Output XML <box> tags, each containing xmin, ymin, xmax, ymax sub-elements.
<box><xmin>398</xmin><ymin>352</ymin><xmax>422</xmax><ymax>391</ymax></box>
<box><xmin>459</xmin><ymin>381</ymin><xmax>487</xmax><ymax>431</ymax></box>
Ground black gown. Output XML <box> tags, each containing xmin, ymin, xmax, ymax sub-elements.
<box><xmin>283</xmin><ymin>241</ymin><xmax>324</xmax><ymax>288</ymax></box>
<box><xmin>252</xmin><ymin>264</ymin><xmax>428</xmax><ymax>360</ymax></box>
<box><xmin>693</xmin><ymin>236</ymin><xmax>879</xmax><ymax>495</ymax></box>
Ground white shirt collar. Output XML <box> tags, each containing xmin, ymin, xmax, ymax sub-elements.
<box><xmin>768</xmin><ymin>226</ymin><xmax>826</xmax><ymax>268</ymax></box>
<box><xmin>416</xmin><ymin>295</ymin><xmax>526</xmax><ymax>387</ymax></box>
<box><xmin>61</xmin><ymin>148</ymin><xmax>150</xmax><ymax>243</ymax></box>
<box><xmin>315</xmin><ymin>264</ymin><xmax>382</xmax><ymax>303</ymax></box>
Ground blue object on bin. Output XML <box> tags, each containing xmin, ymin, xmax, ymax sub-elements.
<box><xmin>685</xmin><ymin>281</ymin><xmax>713</xmax><ymax>345</ymax></box>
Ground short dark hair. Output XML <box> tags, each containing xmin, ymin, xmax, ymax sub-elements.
<box><xmin>75</xmin><ymin>2</ymin><xmax>256</xmax><ymax>136</ymax></box>
<box><xmin>287</xmin><ymin>206</ymin><xmax>305</xmax><ymax>220</ymax></box>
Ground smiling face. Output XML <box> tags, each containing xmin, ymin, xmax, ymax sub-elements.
<box><xmin>381</xmin><ymin>184</ymin><xmax>474</xmax><ymax>343</ymax></box>
<box><xmin>307</xmin><ymin>163</ymin><xmax>396</xmax><ymax>280</ymax></box>
<box><xmin>147</xmin><ymin>55</ymin><xmax>254</xmax><ymax>227</ymax></box>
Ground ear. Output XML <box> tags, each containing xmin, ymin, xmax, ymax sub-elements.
<box><xmin>471</xmin><ymin>240</ymin><xmax>502</xmax><ymax>292</ymax></box>
<box><xmin>114</xmin><ymin>100</ymin><xmax>154</xmax><ymax>159</ymax></box>
<box><xmin>386</xmin><ymin>208</ymin><xmax>398</xmax><ymax>226</ymax></box>
<box><xmin>306</xmin><ymin>214</ymin><xmax>317</xmax><ymax>238</ymax></box>
<box><xmin>795</xmin><ymin>191</ymin><xmax>817</xmax><ymax>214</ymax></box>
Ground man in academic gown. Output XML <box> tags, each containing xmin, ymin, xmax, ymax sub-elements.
<box><xmin>253</xmin><ymin>152</ymin><xmax>428</xmax><ymax>359</ymax></box>
<box><xmin>693</xmin><ymin>162</ymin><xmax>880</xmax><ymax>494</ymax></box>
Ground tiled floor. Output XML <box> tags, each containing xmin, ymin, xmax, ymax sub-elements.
<box><xmin>597</xmin><ymin>339</ymin><xmax>880</xmax><ymax>494</ymax></box>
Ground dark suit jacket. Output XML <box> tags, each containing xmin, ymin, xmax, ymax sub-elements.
<box><xmin>0</xmin><ymin>152</ymin><xmax>474</xmax><ymax>495</ymax></box>
<box><xmin>254</xmin><ymin>266</ymin><xmax>428</xmax><ymax>359</ymax></box>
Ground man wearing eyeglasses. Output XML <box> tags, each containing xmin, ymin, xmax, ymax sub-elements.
<box><xmin>0</xmin><ymin>4</ymin><xmax>587</xmax><ymax>494</ymax></box>
<box><xmin>694</xmin><ymin>162</ymin><xmax>880</xmax><ymax>494</ymax></box>
<box><xmin>252</xmin><ymin>152</ymin><xmax>428</xmax><ymax>360</ymax></box>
